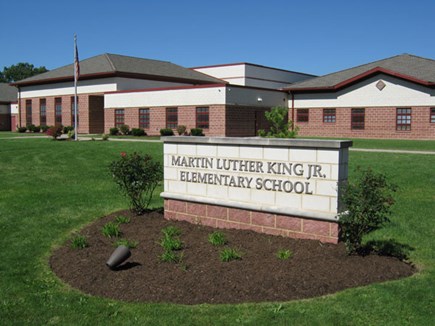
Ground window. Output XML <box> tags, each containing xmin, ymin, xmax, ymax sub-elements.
<box><xmin>55</xmin><ymin>98</ymin><xmax>62</xmax><ymax>124</ymax></box>
<box><xmin>40</xmin><ymin>99</ymin><xmax>46</xmax><ymax>126</ymax></box>
<box><xmin>166</xmin><ymin>107</ymin><xmax>178</xmax><ymax>129</ymax></box>
<box><xmin>297</xmin><ymin>109</ymin><xmax>309</xmax><ymax>122</ymax></box>
<box><xmin>431</xmin><ymin>108</ymin><xmax>435</xmax><ymax>123</ymax></box>
<box><xmin>115</xmin><ymin>109</ymin><xmax>125</xmax><ymax>128</ymax></box>
<box><xmin>351</xmin><ymin>108</ymin><xmax>365</xmax><ymax>130</ymax></box>
<box><xmin>71</xmin><ymin>97</ymin><xmax>79</xmax><ymax>127</ymax></box>
<box><xmin>139</xmin><ymin>108</ymin><xmax>150</xmax><ymax>129</ymax></box>
<box><xmin>25</xmin><ymin>100</ymin><xmax>32</xmax><ymax>126</ymax></box>
<box><xmin>396</xmin><ymin>108</ymin><xmax>411</xmax><ymax>131</ymax></box>
<box><xmin>323</xmin><ymin>109</ymin><xmax>336</xmax><ymax>123</ymax></box>
<box><xmin>196</xmin><ymin>107</ymin><xmax>209</xmax><ymax>129</ymax></box>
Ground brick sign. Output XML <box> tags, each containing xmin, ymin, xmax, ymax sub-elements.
<box><xmin>161</xmin><ymin>137</ymin><xmax>352</xmax><ymax>243</ymax></box>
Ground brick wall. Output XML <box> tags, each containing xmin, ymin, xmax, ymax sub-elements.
<box><xmin>295</xmin><ymin>106</ymin><xmax>435</xmax><ymax>140</ymax></box>
<box><xmin>165</xmin><ymin>199</ymin><xmax>339</xmax><ymax>243</ymax></box>
<box><xmin>226</xmin><ymin>106</ymin><xmax>270</xmax><ymax>137</ymax></box>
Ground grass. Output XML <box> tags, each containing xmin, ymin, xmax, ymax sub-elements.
<box><xmin>220</xmin><ymin>248</ymin><xmax>243</xmax><ymax>262</ymax></box>
<box><xmin>208</xmin><ymin>231</ymin><xmax>227</xmax><ymax>246</ymax></box>
<box><xmin>101</xmin><ymin>222</ymin><xmax>121</xmax><ymax>238</ymax></box>
<box><xmin>0</xmin><ymin>138</ymin><xmax>434</xmax><ymax>325</ymax></box>
<box><xmin>113</xmin><ymin>238</ymin><xmax>139</xmax><ymax>249</ymax></box>
<box><xmin>275</xmin><ymin>249</ymin><xmax>293</xmax><ymax>260</ymax></box>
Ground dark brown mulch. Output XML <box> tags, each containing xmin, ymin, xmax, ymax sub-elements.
<box><xmin>50</xmin><ymin>209</ymin><xmax>415</xmax><ymax>305</ymax></box>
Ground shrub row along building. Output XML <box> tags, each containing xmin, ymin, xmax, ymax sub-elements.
<box><xmin>3</xmin><ymin>53</ymin><xmax>435</xmax><ymax>139</ymax></box>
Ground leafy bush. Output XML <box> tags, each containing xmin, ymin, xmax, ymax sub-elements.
<box><xmin>26</xmin><ymin>124</ymin><xmax>36</xmax><ymax>132</ymax></box>
<box><xmin>102</xmin><ymin>222</ymin><xmax>121</xmax><ymax>238</ymax></box>
<box><xmin>119</xmin><ymin>124</ymin><xmax>130</xmax><ymax>135</ymax></box>
<box><xmin>71</xmin><ymin>234</ymin><xmax>88</xmax><ymax>249</ymax></box>
<box><xmin>190</xmin><ymin>128</ymin><xmax>204</xmax><ymax>136</ymax></box>
<box><xmin>258</xmin><ymin>106</ymin><xmax>298</xmax><ymax>138</ymax></box>
<box><xmin>160</xmin><ymin>128</ymin><xmax>174</xmax><ymax>136</ymax></box>
<box><xmin>276</xmin><ymin>249</ymin><xmax>293</xmax><ymax>260</ymax></box>
<box><xmin>102</xmin><ymin>134</ymin><xmax>109</xmax><ymax>141</ymax></box>
<box><xmin>17</xmin><ymin>126</ymin><xmax>27</xmax><ymax>133</ymax></box>
<box><xmin>33</xmin><ymin>126</ymin><xmax>41</xmax><ymax>133</ymax></box>
<box><xmin>109</xmin><ymin>127</ymin><xmax>119</xmax><ymax>136</ymax></box>
<box><xmin>67</xmin><ymin>129</ymin><xmax>75</xmax><ymax>139</ymax></box>
<box><xmin>109</xmin><ymin>152</ymin><xmax>162</xmax><ymax>215</ymax></box>
<box><xmin>338</xmin><ymin>168</ymin><xmax>397</xmax><ymax>254</ymax></box>
<box><xmin>208</xmin><ymin>231</ymin><xmax>227</xmax><ymax>246</ymax></box>
<box><xmin>46</xmin><ymin>126</ymin><xmax>62</xmax><ymax>140</ymax></box>
<box><xmin>63</xmin><ymin>126</ymin><xmax>74</xmax><ymax>134</ymax></box>
<box><xmin>113</xmin><ymin>238</ymin><xmax>138</xmax><ymax>249</ymax></box>
<box><xmin>131</xmin><ymin>128</ymin><xmax>146</xmax><ymax>136</ymax></box>
<box><xmin>160</xmin><ymin>235</ymin><xmax>183</xmax><ymax>251</ymax></box>
<box><xmin>40</xmin><ymin>125</ymin><xmax>49</xmax><ymax>132</ymax></box>
<box><xmin>220</xmin><ymin>248</ymin><xmax>242</xmax><ymax>262</ymax></box>
<box><xmin>176</xmin><ymin>125</ymin><xmax>187</xmax><ymax>135</ymax></box>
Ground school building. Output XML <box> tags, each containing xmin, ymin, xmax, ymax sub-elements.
<box><xmin>0</xmin><ymin>83</ymin><xmax>18</xmax><ymax>131</ymax></box>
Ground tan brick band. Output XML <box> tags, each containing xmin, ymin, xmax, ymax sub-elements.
<box><xmin>164</xmin><ymin>198</ymin><xmax>339</xmax><ymax>244</ymax></box>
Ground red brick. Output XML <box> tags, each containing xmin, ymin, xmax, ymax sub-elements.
<box><xmin>169</xmin><ymin>200</ymin><xmax>187</xmax><ymax>213</ymax></box>
<box><xmin>175</xmin><ymin>212</ymin><xmax>195</xmax><ymax>223</ymax></box>
<box><xmin>164</xmin><ymin>211</ymin><xmax>176</xmax><ymax>221</ymax></box>
<box><xmin>215</xmin><ymin>220</ymin><xmax>243</xmax><ymax>230</ymax></box>
<box><xmin>262</xmin><ymin>227</ymin><xmax>289</xmax><ymax>237</ymax></box>
<box><xmin>275</xmin><ymin>215</ymin><xmax>302</xmax><ymax>231</ymax></box>
<box><xmin>187</xmin><ymin>202</ymin><xmax>207</xmax><ymax>216</ymax></box>
<box><xmin>228</xmin><ymin>208</ymin><xmax>250</xmax><ymax>224</ymax></box>
<box><xmin>251</xmin><ymin>212</ymin><xmax>275</xmax><ymax>227</ymax></box>
<box><xmin>207</xmin><ymin>205</ymin><xmax>228</xmax><ymax>220</ymax></box>
<box><xmin>197</xmin><ymin>217</ymin><xmax>217</xmax><ymax>228</ymax></box>
<box><xmin>315</xmin><ymin>235</ymin><xmax>339</xmax><ymax>244</ymax></box>
<box><xmin>302</xmin><ymin>219</ymin><xmax>330</xmax><ymax>236</ymax></box>
<box><xmin>330</xmin><ymin>223</ymin><xmax>340</xmax><ymax>238</ymax></box>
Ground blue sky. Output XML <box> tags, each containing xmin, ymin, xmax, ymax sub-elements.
<box><xmin>1</xmin><ymin>0</ymin><xmax>434</xmax><ymax>76</ymax></box>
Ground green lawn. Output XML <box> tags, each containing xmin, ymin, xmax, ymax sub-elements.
<box><xmin>0</xmin><ymin>138</ymin><xmax>434</xmax><ymax>325</ymax></box>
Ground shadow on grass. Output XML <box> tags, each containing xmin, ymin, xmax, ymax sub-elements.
<box><xmin>360</xmin><ymin>239</ymin><xmax>414</xmax><ymax>261</ymax></box>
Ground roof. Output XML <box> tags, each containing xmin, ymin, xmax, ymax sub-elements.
<box><xmin>13</xmin><ymin>53</ymin><xmax>225</xmax><ymax>86</ymax></box>
<box><xmin>285</xmin><ymin>54</ymin><xmax>435</xmax><ymax>92</ymax></box>
<box><xmin>0</xmin><ymin>83</ymin><xmax>17</xmax><ymax>102</ymax></box>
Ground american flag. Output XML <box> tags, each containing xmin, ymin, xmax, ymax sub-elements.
<box><xmin>74</xmin><ymin>34</ymin><xmax>80</xmax><ymax>81</ymax></box>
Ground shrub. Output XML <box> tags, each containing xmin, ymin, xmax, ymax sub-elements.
<box><xmin>102</xmin><ymin>222</ymin><xmax>121</xmax><ymax>238</ymax></box>
<box><xmin>17</xmin><ymin>126</ymin><xmax>27</xmax><ymax>133</ymax></box>
<box><xmin>338</xmin><ymin>168</ymin><xmax>397</xmax><ymax>255</ymax></box>
<box><xmin>131</xmin><ymin>128</ymin><xmax>146</xmax><ymax>137</ymax></box>
<box><xmin>109</xmin><ymin>152</ymin><xmax>162</xmax><ymax>215</ymax></box>
<box><xmin>71</xmin><ymin>234</ymin><xmax>88</xmax><ymax>249</ymax></box>
<box><xmin>160</xmin><ymin>128</ymin><xmax>174</xmax><ymax>136</ymax></box>
<box><xmin>190</xmin><ymin>128</ymin><xmax>204</xmax><ymax>136</ymax></box>
<box><xmin>161</xmin><ymin>226</ymin><xmax>181</xmax><ymax>238</ymax></box>
<box><xmin>119</xmin><ymin>124</ymin><xmax>130</xmax><ymax>135</ymax></box>
<box><xmin>208</xmin><ymin>231</ymin><xmax>227</xmax><ymax>246</ymax></box>
<box><xmin>33</xmin><ymin>126</ymin><xmax>41</xmax><ymax>133</ymax></box>
<box><xmin>26</xmin><ymin>124</ymin><xmax>36</xmax><ymax>132</ymax></box>
<box><xmin>115</xmin><ymin>215</ymin><xmax>130</xmax><ymax>224</ymax></box>
<box><xmin>160</xmin><ymin>235</ymin><xmax>183</xmax><ymax>251</ymax></box>
<box><xmin>63</xmin><ymin>126</ymin><xmax>74</xmax><ymax>134</ymax></box>
<box><xmin>258</xmin><ymin>106</ymin><xmax>298</xmax><ymax>138</ymax></box>
<box><xmin>40</xmin><ymin>125</ymin><xmax>50</xmax><ymax>132</ymax></box>
<box><xmin>160</xmin><ymin>250</ymin><xmax>182</xmax><ymax>263</ymax></box>
<box><xmin>114</xmin><ymin>238</ymin><xmax>138</xmax><ymax>249</ymax></box>
<box><xmin>276</xmin><ymin>249</ymin><xmax>293</xmax><ymax>260</ymax></box>
<box><xmin>46</xmin><ymin>126</ymin><xmax>62</xmax><ymax>140</ymax></box>
<box><xmin>102</xmin><ymin>134</ymin><xmax>109</xmax><ymax>141</ymax></box>
<box><xmin>220</xmin><ymin>248</ymin><xmax>242</xmax><ymax>262</ymax></box>
<box><xmin>67</xmin><ymin>129</ymin><xmax>75</xmax><ymax>139</ymax></box>
<box><xmin>176</xmin><ymin>125</ymin><xmax>187</xmax><ymax>135</ymax></box>
<box><xmin>109</xmin><ymin>127</ymin><xmax>119</xmax><ymax>136</ymax></box>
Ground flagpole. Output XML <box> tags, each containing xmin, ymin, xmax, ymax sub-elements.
<box><xmin>74</xmin><ymin>34</ymin><xmax>78</xmax><ymax>141</ymax></box>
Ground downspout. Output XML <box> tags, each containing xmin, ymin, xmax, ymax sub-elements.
<box><xmin>17</xmin><ymin>86</ymin><xmax>21</xmax><ymax>128</ymax></box>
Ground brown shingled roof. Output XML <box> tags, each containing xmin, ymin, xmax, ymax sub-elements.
<box><xmin>0</xmin><ymin>83</ymin><xmax>17</xmax><ymax>102</ymax></box>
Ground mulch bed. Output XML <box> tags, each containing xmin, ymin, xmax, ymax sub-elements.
<box><xmin>50</xmin><ymin>209</ymin><xmax>415</xmax><ymax>305</ymax></box>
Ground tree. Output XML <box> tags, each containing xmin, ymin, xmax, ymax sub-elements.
<box><xmin>0</xmin><ymin>63</ymin><xmax>48</xmax><ymax>83</ymax></box>
<box><xmin>258</xmin><ymin>106</ymin><xmax>298</xmax><ymax>138</ymax></box>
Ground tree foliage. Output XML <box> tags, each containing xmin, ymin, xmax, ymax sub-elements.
<box><xmin>258</xmin><ymin>106</ymin><xmax>298</xmax><ymax>138</ymax></box>
<box><xmin>0</xmin><ymin>63</ymin><xmax>48</xmax><ymax>83</ymax></box>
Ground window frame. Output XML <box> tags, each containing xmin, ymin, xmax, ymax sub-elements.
<box><xmin>25</xmin><ymin>99</ymin><xmax>32</xmax><ymax>126</ymax></box>
<box><xmin>351</xmin><ymin>108</ymin><xmax>365</xmax><ymax>130</ymax></box>
<box><xmin>396</xmin><ymin>108</ymin><xmax>412</xmax><ymax>131</ymax></box>
<box><xmin>70</xmin><ymin>96</ymin><xmax>79</xmax><ymax>128</ymax></box>
<box><xmin>166</xmin><ymin>107</ymin><xmax>178</xmax><ymax>129</ymax></box>
<box><xmin>39</xmin><ymin>99</ymin><xmax>46</xmax><ymax>126</ymax></box>
<box><xmin>55</xmin><ymin>98</ymin><xmax>62</xmax><ymax>125</ymax></box>
<box><xmin>430</xmin><ymin>108</ymin><xmax>435</xmax><ymax>123</ymax></box>
<box><xmin>115</xmin><ymin>109</ymin><xmax>125</xmax><ymax>128</ymax></box>
<box><xmin>196</xmin><ymin>107</ymin><xmax>209</xmax><ymax>129</ymax></box>
<box><xmin>323</xmin><ymin>108</ymin><xmax>336</xmax><ymax>123</ymax></box>
<box><xmin>139</xmin><ymin>108</ymin><xmax>150</xmax><ymax>129</ymax></box>
<box><xmin>296</xmin><ymin>109</ymin><xmax>309</xmax><ymax>123</ymax></box>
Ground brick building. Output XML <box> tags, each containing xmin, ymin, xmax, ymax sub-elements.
<box><xmin>286</xmin><ymin>54</ymin><xmax>435</xmax><ymax>140</ymax></box>
<box><xmin>0</xmin><ymin>83</ymin><xmax>17</xmax><ymax>131</ymax></box>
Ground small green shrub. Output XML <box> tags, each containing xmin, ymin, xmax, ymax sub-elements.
<box><xmin>339</xmin><ymin>168</ymin><xmax>397</xmax><ymax>254</ymax></box>
<box><xmin>115</xmin><ymin>215</ymin><xmax>130</xmax><ymax>224</ymax></box>
<box><xmin>26</xmin><ymin>124</ymin><xmax>36</xmax><ymax>132</ymax></box>
<box><xmin>40</xmin><ymin>125</ymin><xmax>49</xmax><ymax>132</ymax></box>
<box><xmin>276</xmin><ymin>249</ymin><xmax>293</xmax><ymax>260</ymax></box>
<box><xmin>160</xmin><ymin>235</ymin><xmax>183</xmax><ymax>251</ymax></box>
<box><xmin>71</xmin><ymin>234</ymin><xmax>88</xmax><ymax>249</ymax></box>
<box><xmin>102</xmin><ymin>222</ymin><xmax>121</xmax><ymax>238</ymax></box>
<box><xmin>176</xmin><ymin>125</ymin><xmax>187</xmax><ymax>135</ymax></box>
<box><xmin>63</xmin><ymin>126</ymin><xmax>74</xmax><ymax>134</ymax></box>
<box><xmin>109</xmin><ymin>127</ymin><xmax>119</xmax><ymax>136</ymax></box>
<box><xmin>119</xmin><ymin>124</ymin><xmax>130</xmax><ymax>135</ymax></box>
<box><xmin>190</xmin><ymin>128</ymin><xmax>204</xmax><ymax>136</ymax></box>
<box><xmin>160</xmin><ymin>128</ymin><xmax>174</xmax><ymax>136</ymax></box>
<box><xmin>114</xmin><ymin>238</ymin><xmax>138</xmax><ymax>249</ymax></box>
<box><xmin>161</xmin><ymin>226</ymin><xmax>181</xmax><ymax>238</ymax></box>
<box><xmin>33</xmin><ymin>125</ymin><xmax>41</xmax><ymax>133</ymax></box>
<box><xmin>131</xmin><ymin>128</ymin><xmax>146</xmax><ymax>136</ymax></box>
<box><xmin>109</xmin><ymin>152</ymin><xmax>162</xmax><ymax>215</ymax></box>
<box><xmin>258</xmin><ymin>106</ymin><xmax>298</xmax><ymax>138</ymax></box>
<box><xmin>102</xmin><ymin>134</ymin><xmax>109</xmax><ymax>141</ymax></box>
<box><xmin>208</xmin><ymin>231</ymin><xmax>227</xmax><ymax>246</ymax></box>
<box><xmin>46</xmin><ymin>126</ymin><xmax>62</xmax><ymax>140</ymax></box>
<box><xmin>160</xmin><ymin>250</ymin><xmax>182</xmax><ymax>263</ymax></box>
<box><xmin>220</xmin><ymin>248</ymin><xmax>242</xmax><ymax>262</ymax></box>
<box><xmin>67</xmin><ymin>129</ymin><xmax>75</xmax><ymax>139</ymax></box>
<box><xmin>17</xmin><ymin>126</ymin><xmax>27</xmax><ymax>133</ymax></box>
